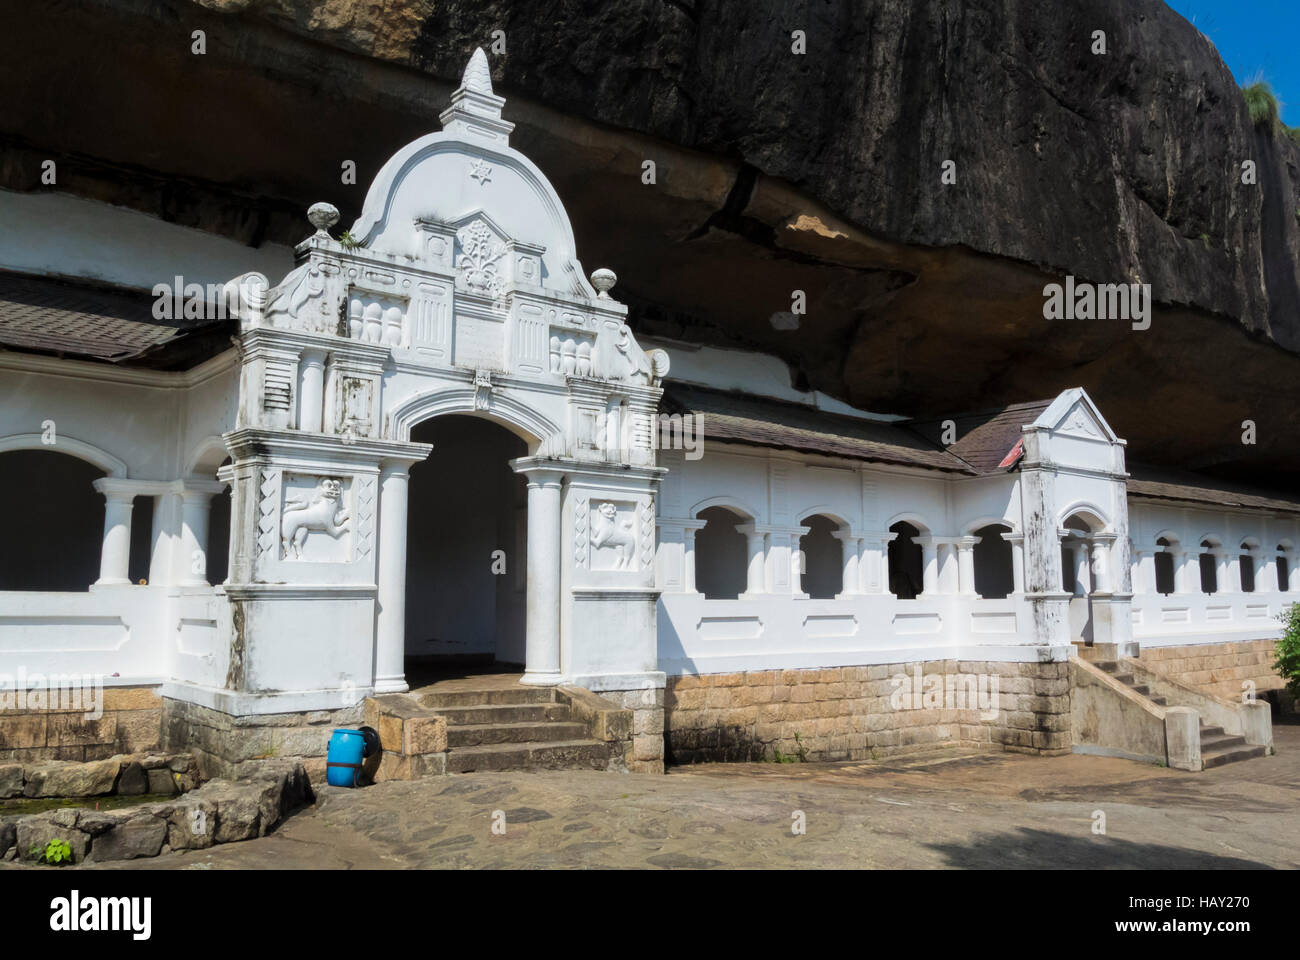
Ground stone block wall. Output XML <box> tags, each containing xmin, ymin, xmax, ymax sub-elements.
<box><xmin>664</xmin><ymin>660</ymin><xmax>1071</xmax><ymax>765</ymax></box>
<box><xmin>162</xmin><ymin>698</ymin><xmax>362</xmax><ymax>782</ymax></box>
<box><xmin>1138</xmin><ymin>639</ymin><xmax>1283</xmax><ymax>702</ymax></box>
<box><xmin>363</xmin><ymin>695</ymin><xmax>447</xmax><ymax>781</ymax></box>
<box><xmin>586</xmin><ymin>687</ymin><xmax>664</xmax><ymax>775</ymax></box>
<box><xmin>0</xmin><ymin>685</ymin><xmax>162</xmax><ymax>763</ymax></box>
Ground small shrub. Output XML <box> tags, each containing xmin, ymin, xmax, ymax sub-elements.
<box><xmin>1242</xmin><ymin>80</ymin><xmax>1281</xmax><ymax>134</ymax></box>
<box><xmin>338</xmin><ymin>230</ymin><xmax>362</xmax><ymax>250</ymax></box>
<box><xmin>30</xmin><ymin>838</ymin><xmax>73</xmax><ymax>865</ymax></box>
<box><xmin>1274</xmin><ymin>603</ymin><xmax>1300</xmax><ymax>699</ymax></box>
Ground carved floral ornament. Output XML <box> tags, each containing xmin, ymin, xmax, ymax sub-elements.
<box><xmin>456</xmin><ymin>220</ymin><xmax>506</xmax><ymax>298</ymax></box>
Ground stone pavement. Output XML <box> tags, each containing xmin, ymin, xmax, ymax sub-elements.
<box><xmin>12</xmin><ymin>724</ymin><xmax>1299</xmax><ymax>870</ymax></box>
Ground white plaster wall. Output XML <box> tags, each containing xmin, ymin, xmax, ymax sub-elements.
<box><xmin>1129</xmin><ymin>501</ymin><xmax>1299</xmax><ymax>647</ymax></box>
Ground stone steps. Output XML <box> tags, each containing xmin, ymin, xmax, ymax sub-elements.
<box><xmin>424</xmin><ymin>702</ymin><xmax>573</xmax><ymax>726</ymax></box>
<box><xmin>448</xmin><ymin>720</ymin><xmax>590</xmax><ymax>748</ymax></box>
<box><xmin>445</xmin><ymin>738</ymin><xmax>613</xmax><ymax>773</ymax></box>
<box><xmin>418</xmin><ymin>686</ymin><xmax>557</xmax><ymax>708</ymax></box>
<box><xmin>1202</xmin><ymin>743</ymin><xmax>1268</xmax><ymax>768</ymax></box>
<box><xmin>407</xmin><ymin>680</ymin><xmax>623</xmax><ymax>773</ymax></box>
<box><xmin>1092</xmin><ymin>661</ymin><xmax>1266</xmax><ymax>770</ymax></box>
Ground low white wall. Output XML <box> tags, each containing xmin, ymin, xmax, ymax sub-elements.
<box><xmin>657</xmin><ymin>592</ymin><xmax>1042</xmax><ymax>675</ymax></box>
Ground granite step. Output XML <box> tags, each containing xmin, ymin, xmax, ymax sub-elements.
<box><xmin>426</xmin><ymin>702</ymin><xmax>572</xmax><ymax>725</ymax></box>
<box><xmin>448</xmin><ymin>720</ymin><xmax>590</xmax><ymax>748</ymax></box>
<box><xmin>1200</xmin><ymin>733</ymin><xmax>1246</xmax><ymax>751</ymax></box>
<box><xmin>418</xmin><ymin>686</ymin><xmax>557</xmax><ymax>709</ymax></box>
<box><xmin>1201</xmin><ymin>743</ymin><xmax>1268</xmax><ymax>769</ymax></box>
<box><xmin>445</xmin><ymin>738</ymin><xmax>612</xmax><ymax>773</ymax></box>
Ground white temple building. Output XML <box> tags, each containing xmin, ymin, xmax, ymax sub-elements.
<box><xmin>0</xmin><ymin>52</ymin><xmax>1289</xmax><ymax>776</ymax></box>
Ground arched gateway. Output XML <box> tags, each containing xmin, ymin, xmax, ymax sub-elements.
<box><xmin>215</xmin><ymin>50</ymin><xmax>670</xmax><ymax>712</ymax></box>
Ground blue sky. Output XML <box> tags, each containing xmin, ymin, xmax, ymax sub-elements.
<box><xmin>1164</xmin><ymin>0</ymin><xmax>1297</xmax><ymax>124</ymax></box>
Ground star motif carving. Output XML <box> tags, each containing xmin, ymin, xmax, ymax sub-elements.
<box><xmin>469</xmin><ymin>159</ymin><xmax>492</xmax><ymax>185</ymax></box>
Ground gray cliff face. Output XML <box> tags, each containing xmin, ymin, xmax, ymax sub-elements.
<box><xmin>3</xmin><ymin>0</ymin><xmax>1299</xmax><ymax>480</ymax></box>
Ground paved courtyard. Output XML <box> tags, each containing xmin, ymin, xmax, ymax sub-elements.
<box><xmin>43</xmin><ymin>723</ymin><xmax>1300</xmax><ymax>870</ymax></box>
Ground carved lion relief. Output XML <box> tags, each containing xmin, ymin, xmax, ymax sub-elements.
<box><xmin>590</xmin><ymin>501</ymin><xmax>637</xmax><ymax>570</ymax></box>
<box><xmin>281</xmin><ymin>477</ymin><xmax>351</xmax><ymax>561</ymax></box>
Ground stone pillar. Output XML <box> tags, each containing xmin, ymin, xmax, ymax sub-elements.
<box><xmin>915</xmin><ymin>537</ymin><xmax>939</xmax><ymax>595</ymax></box>
<box><xmin>1003</xmin><ymin>532</ymin><xmax>1025</xmax><ymax>594</ymax></box>
<box><xmin>957</xmin><ymin>536</ymin><xmax>979</xmax><ymax>596</ymax></box>
<box><xmin>93</xmin><ymin>480</ymin><xmax>134</xmax><ymax>586</ymax></box>
<box><xmin>1090</xmin><ymin>537</ymin><xmax>1113</xmax><ymax>594</ymax></box>
<box><xmin>1131</xmin><ymin>549</ymin><xmax>1147</xmax><ymax>595</ymax></box>
<box><xmin>683</xmin><ymin>526</ymin><xmax>698</xmax><ymax>594</ymax></box>
<box><xmin>1289</xmin><ymin>554</ymin><xmax>1300</xmax><ymax>593</ymax></box>
<box><xmin>298</xmin><ymin>348</ymin><xmax>327</xmax><ymax>433</ymax></box>
<box><xmin>176</xmin><ymin>483</ymin><xmax>221</xmax><ymax>586</ymax></box>
<box><xmin>1171</xmin><ymin>549</ymin><xmax>1187</xmax><ymax>594</ymax></box>
<box><xmin>832</xmin><ymin>531</ymin><xmax>861</xmax><ymax>597</ymax></box>
<box><xmin>375</xmin><ymin>462</ymin><xmax>412</xmax><ymax>694</ymax></box>
<box><xmin>737</xmin><ymin>524</ymin><xmax>767</xmax><ymax>596</ymax></box>
<box><xmin>1217</xmin><ymin>551</ymin><xmax>1235</xmax><ymax>594</ymax></box>
<box><xmin>1185</xmin><ymin>549</ymin><xmax>1203</xmax><ymax>594</ymax></box>
<box><xmin>522</xmin><ymin>469</ymin><xmax>564</xmax><ymax>685</ymax></box>
<box><xmin>863</xmin><ymin>534</ymin><xmax>894</xmax><ymax>594</ymax></box>
<box><xmin>1072</xmin><ymin>540</ymin><xmax>1091</xmax><ymax>596</ymax></box>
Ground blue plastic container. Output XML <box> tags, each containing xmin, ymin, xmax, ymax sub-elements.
<box><xmin>326</xmin><ymin>728</ymin><xmax>366</xmax><ymax>787</ymax></box>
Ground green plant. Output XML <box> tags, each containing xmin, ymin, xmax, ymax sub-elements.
<box><xmin>30</xmin><ymin>838</ymin><xmax>73</xmax><ymax>865</ymax></box>
<box><xmin>1199</xmin><ymin>232</ymin><xmax>1210</xmax><ymax>250</ymax></box>
<box><xmin>1274</xmin><ymin>603</ymin><xmax>1300</xmax><ymax>699</ymax></box>
<box><xmin>1242</xmin><ymin>79</ymin><xmax>1281</xmax><ymax>134</ymax></box>
<box><xmin>338</xmin><ymin>230</ymin><xmax>362</xmax><ymax>250</ymax></box>
<box><xmin>771</xmin><ymin>732</ymin><xmax>809</xmax><ymax>763</ymax></box>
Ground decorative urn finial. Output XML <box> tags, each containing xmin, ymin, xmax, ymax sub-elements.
<box><xmin>591</xmin><ymin>268</ymin><xmax>617</xmax><ymax>299</ymax></box>
<box><xmin>462</xmin><ymin>47</ymin><xmax>494</xmax><ymax>96</ymax></box>
<box><xmin>307</xmin><ymin>202</ymin><xmax>340</xmax><ymax>238</ymax></box>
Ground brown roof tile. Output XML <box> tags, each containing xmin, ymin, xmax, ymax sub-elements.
<box><xmin>662</xmin><ymin>384</ymin><xmax>973</xmax><ymax>474</ymax></box>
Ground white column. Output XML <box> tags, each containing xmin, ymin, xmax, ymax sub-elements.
<box><xmin>298</xmin><ymin>348</ymin><xmax>326</xmax><ymax>433</ymax></box>
<box><xmin>176</xmin><ymin>484</ymin><xmax>219</xmax><ymax>586</ymax></box>
<box><xmin>521</xmin><ymin>469</ymin><xmax>563</xmax><ymax>685</ymax></box>
<box><xmin>869</xmin><ymin>534</ymin><xmax>896</xmax><ymax>595</ymax></box>
<box><xmin>1072</xmin><ymin>541</ymin><xmax>1090</xmax><ymax>596</ymax></box>
<box><xmin>1171</xmin><ymin>549</ymin><xmax>1187</xmax><ymax>594</ymax></box>
<box><xmin>1131</xmin><ymin>549</ymin><xmax>1147</xmax><ymax>595</ymax></box>
<box><xmin>683</xmin><ymin>526</ymin><xmax>698</xmax><ymax>594</ymax></box>
<box><xmin>1003</xmin><ymin>533</ymin><xmax>1025</xmax><ymax>594</ymax></box>
<box><xmin>1090</xmin><ymin>538</ymin><xmax>1112</xmax><ymax>594</ymax></box>
<box><xmin>1290</xmin><ymin>553</ymin><xmax>1300</xmax><ymax>593</ymax></box>
<box><xmin>1218</xmin><ymin>552</ymin><xmax>1235</xmax><ymax>594</ymax></box>
<box><xmin>957</xmin><ymin>536</ymin><xmax>978</xmax><ymax>596</ymax></box>
<box><xmin>374</xmin><ymin>462</ymin><xmax>412</xmax><ymax>694</ymax></box>
<box><xmin>1185</xmin><ymin>549</ymin><xmax>1203</xmax><ymax>594</ymax></box>
<box><xmin>833</xmin><ymin>531</ymin><xmax>860</xmax><ymax>597</ymax></box>
<box><xmin>93</xmin><ymin>480</ymin><xmax>134</xmax><ymax>586</ymax></box>
<box><xmin>738</xmin><ymin>524</ymin><xmax>767</xmax><ymax>596</ymax></box>
<box><xmin>915</xmin><ymin>537</ymin><xmax>939</xmax><ymax>595</ymax></box>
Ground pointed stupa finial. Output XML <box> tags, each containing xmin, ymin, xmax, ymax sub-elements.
<box><xmin>462</xmin><ymin>47</ymin><xmax>494</xmax><ymax>96</ymax></box>
<box><xmin>439</xmin><ymin>46</ymin><xmax>513</xmax><ymax>143</ymax></box>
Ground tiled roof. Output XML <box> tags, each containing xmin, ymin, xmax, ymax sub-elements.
<box><xmin>662</xmin><ymin>383</ymin><xmax>974</xmax><ymax>474</ymax></box>
<box><xmin>0</xmin><ymin>271</ymin><xmax>232</xmax><ymax>366</ymax></box>
<box><xmin>1126</xmin><ymin>463</ymin><xmax>1300</xmax><ymax>516</ymax></box>
<box><xmin>904</xmin><ymin>399</ymin><xmax>1055</xmax><ymax>474</ymax></box>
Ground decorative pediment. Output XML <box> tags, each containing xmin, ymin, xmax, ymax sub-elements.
<box><xmin>1034</xmin><ymin>388</ymin><xmax>1118</xmax><ymax>443</ymax></box>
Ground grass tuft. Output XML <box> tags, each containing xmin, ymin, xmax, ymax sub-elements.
<box><xmin>1242</xmin><ymin>79</ymin><xmax>1281</xmax><ymax>134</ymax></box>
